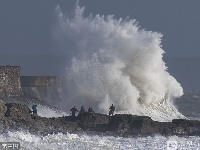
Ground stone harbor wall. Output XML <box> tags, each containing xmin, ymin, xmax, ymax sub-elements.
<box><xmin>20</xmin><ymin>76</ymin><xmax>65</xmax><ymax>105</ymax></box>
<box><xmin>0</xmin><ymin>66</ymin><xmax>22</xmax><ymax>97</ymax></box>
<box><xmin>0</xmin><ymin>66</ymin><xmax>65</xmax><ymax>104</ymax></box>
<box><xmin>20</xmin><ymin>76</ymin><xmax>60</xmax><ymax>87</ymax></box>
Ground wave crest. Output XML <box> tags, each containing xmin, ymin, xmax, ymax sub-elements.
<box><xmin>52</xmin><ymin>4</ymin><xmax>184</xmax><ymax>121</ymax></box>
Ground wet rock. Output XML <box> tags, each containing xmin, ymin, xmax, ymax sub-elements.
<box><xmin>77</xmin><ymin>112</ymin><xmax>109</xmax><ymax>130</ymax></box>
<box><xmin>0</xmin><ymin>100</ymin><xmax>6</xmax><ymax>118</ymax></box>
<box><xmin>108</xmin><ymin>114</ymin><xmax>163</xmax><ymax>136</ymax></box>
<box><xmin>2</xmin><ymin>102</ymin><xmax>200</xmax><ymax>137</ymax></box>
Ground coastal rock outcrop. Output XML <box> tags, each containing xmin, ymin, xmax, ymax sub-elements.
<box><xmin>1</xmin><ymin>102</ymin><xmax>200</xmax><ymax>137</ymax></box>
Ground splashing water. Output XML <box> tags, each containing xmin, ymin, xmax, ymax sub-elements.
<box><xmin>1</xmin><ymin>131</ymin><xmax>200</xmax><ymax>150</ymax></box>
<box><xmin>52</xmin><ymin>4</ymin><xmax>184</xmax><ymax>121</ymax></box>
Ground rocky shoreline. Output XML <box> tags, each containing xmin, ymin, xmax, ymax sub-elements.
<box><xmin>1</xmin><ymin>100</ymin><xmax>200</xmax><ymax>137</ymax></box>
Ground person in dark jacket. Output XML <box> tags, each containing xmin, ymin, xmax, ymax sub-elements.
<box><xmin>70</xmin><ymin>106</ymin><xmax>79</xmax><ymax>117</ymax></box>
<box><xmin>109</xmin><ymin>104</ymin><xmax>115</xmax><ymax>116</ymax></box>
<box><xmin>29</xmin><ymin>105</ymin><xmax>38</xmax><ymax>119</ymax></box>
<box><xmin>79</xmin><ymin>106</ymin><xmax>86</xmax><ymax>114</ymax></box>
<box><xmin>4</xmin><ymin>103</ymin><xmax>14</xmax><ymax>117</ymax></box>
<box><xmin>32</xmin><ymin>105</ymin><xmax>37</xmax><ymax>115</ymax></box>
<box><xmin>88</xmin><ymin>106</ymin><xmax>94</xmax><ymax>113</ymax></box>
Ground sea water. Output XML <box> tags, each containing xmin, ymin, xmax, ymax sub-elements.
<box><xmin>0</xmin><ymin>91</ymin><xmax>200</xmax><ymax>150</ymax></box>
<box><xmin>1</xmin><ymin>3</ymin><xmax>199</xmax><ymax>150</ymax></box>
<box><xmin>1</xmin><ymin>130</ymin><xmax>200</xmax><ymax>150</ymax></box>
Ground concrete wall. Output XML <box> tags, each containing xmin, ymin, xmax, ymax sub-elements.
<box><xmin>0</xmin><ymin>66</ymin><xmax>22</xmax><ymax>96</ymax></box>
<box><xmin>20</xmin><ymin>76</ymin><xmax>66</xmax><ymax>108</ymax></box>
<box><xmin>20</xmin><ymin>76</ymin><xmax>60</xmax><ymax>87</ymax></box>
<box><xmin>0</xmin><ymin>66</ymin><xmax>65</xmax><ymax>108</ymax></box>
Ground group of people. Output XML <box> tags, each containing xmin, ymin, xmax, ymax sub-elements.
<box><xmin>70</xmin><ymin>106</ymin><xmax>94</xmax><ymax>117</ymax></box>
<box><xmin>30</xmin><ymin>104</ymin><xmax>115</xmax><ymax>117</ymax></box>
<box><xmin>4</xmin><ymin>102</ymin><xmax>115</xmax><ymax>119</ymax></box>
<box><xmin>70</xmin><ymin>104</ymin><xmax>115</xmax><ymax>117</ymax></box>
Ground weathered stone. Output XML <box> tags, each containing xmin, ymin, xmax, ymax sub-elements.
<box><xmin>2</xmin><ymin>102</ymin><xmax>200</xmax><ymax>137</ymax></box>
<box><xmin>0</xmin><ymin>66</ymin><xmax>22</xmax><ymax>97</ymax></box>
<box><xmin>77</xmin><ymin>112</ymin><xmax>109</xmax><ymax>130</ymax></box>
<box><xmin>0</xmin><ymin>100</ymin><xmax>6</xmax><ymax>118</ymax></box>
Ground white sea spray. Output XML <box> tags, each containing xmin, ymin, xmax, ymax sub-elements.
<box><xmin>52</xmin><ymin>4</ymin><xmax>184</xmax><ymax>121</ymax></box>
<box><xmin>1</xmin><ymin>131</ymin><xmax>200</xmax><ymax>150</ymax></box>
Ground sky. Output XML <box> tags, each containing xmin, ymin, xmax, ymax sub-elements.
<box><xmin>0</xmin><ymin>0</ymin><xmax>200</xmax><ymax>91</ymax></box>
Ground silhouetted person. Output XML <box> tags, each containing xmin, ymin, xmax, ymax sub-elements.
<box><xmin>30</xmin><ymin>105</ymin><xmax>38</xmax><ymax>119</ymax></box>
<box><xmin>79</xmin><ymin>106</ymin><xmax>85</xmax><ymax>114</ymax></box>
<box><xmin>70</xmin><ymin>106</ymin><xmax>79</xmax><ymax>117</ymax></box>
<box><xmin>88</xmin><ymin>106</ymin><xmax>94</xmax><ymax>113</ymax></box>
<box><xmin>109</xmin><ymin>104</ymin><xmax>115</xmax><ymax>116</ymax></box>
<box><xmin>4</xmin><ymin>103</ymin><xmax>14</xmax><ymax>117</ymax></box>
<box><xmin>32</xmin><ymin>105</ymin><xmax>37</xmax><ymax>115</ymax></box>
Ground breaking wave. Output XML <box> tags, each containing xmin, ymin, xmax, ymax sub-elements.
<box><xmin>52</xmin><ymin>4</ymin><xmax>184</xmax><ymax>121</ymax></box>
<box><xmin>2</xmin><ymin>130</ymin><xmax>199</xmax><ymax>150</ymax></box>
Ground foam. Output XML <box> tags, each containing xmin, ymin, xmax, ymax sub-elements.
<box><xmin>52</xmin><ymin>4</ymin><xmax>184</xmax><ymax>121</ymax></box>
<box><xmin>0</xmin><ymin>131</ymin><xmax>200</xmax><ymax>149</ymax></box>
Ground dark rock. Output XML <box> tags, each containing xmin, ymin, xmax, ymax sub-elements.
<box><xmin>2</xmin><ymin>102</ymin><xmax>200</xmax><ymax>137</ymax></box>
<box><xmin>172</xmin><ymin>119</ymin><xmax>200</xmax><ymax>127</ymax></box>
<box><xmin>108</xmin><ymin>114</ymin><xmax>160</xmax><ymax>135</ymax></box>
<box><xmin>77</xmin><ymin>112</ymin><xmax>109</xmax><ymax>130</ymax></box>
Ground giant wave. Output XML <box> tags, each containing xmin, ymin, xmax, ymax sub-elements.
<box><xmin>51</xmin><ymin>4</ymin><xmax>184</xmax><ymax>122</ymax></box>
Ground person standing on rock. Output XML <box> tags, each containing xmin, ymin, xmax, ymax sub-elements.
<box><xmin>32</xmin><ymin>105</ymin><xmax>38</xmax><ymax>115</ymax></box>
<box><xmin>109</xmin><ymin>104</ymin><xmax>115</xmax><ymax>116</ymax></box>
<box><xmin>79</xmin><ymin>106</ymin><xmax>86</xmax><ymax>114</ymax></box>
<box><xmin>70</xmin><ymin>106</ymin><xmax>79</xmax><ymax>117</ymax></box>
<box><xmin>4</xmin><ymin>103</ymin><xmax>14</xmax><ymax>117</ymax></box>
<box><xmin>88</xmin><ymin>106</ymin><xmax>94</xmax><ymax>113</ymax></box>
<box><xmin>30</xmin><ymin>105</ymin><xmax>38</xmax><ymax>119</ymax></box>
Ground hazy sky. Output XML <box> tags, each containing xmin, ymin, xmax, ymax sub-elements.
<box><xmin>0</xmin><ymin>0</ymin><xmax>200</xmax><ymax>90</ymax></box>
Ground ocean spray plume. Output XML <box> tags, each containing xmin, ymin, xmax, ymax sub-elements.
<box><xmin>53</xmin><ymin>5</ymin><xmax>184</xmax><ymax>121</ymax></box>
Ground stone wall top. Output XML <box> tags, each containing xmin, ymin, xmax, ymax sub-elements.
<box><xmin>0</xmin><ymin>66</ymin><xmax>21</xmax><ymax>97</ymax></box>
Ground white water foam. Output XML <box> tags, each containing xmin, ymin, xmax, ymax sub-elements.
<box><xmin>52</xmin><ymin>4</ymin><xmax>184</xmax><ymax>122</ymax></box>
<box><xmin>28</xmin><ymin>104</ymin><xmax>68</xmax><ymax>118</ymax></box>
<box><xmin>1</xmin><ymin>131</ymin><xmax>200</xmax><ymax>150</ymax></box>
